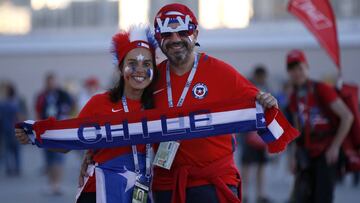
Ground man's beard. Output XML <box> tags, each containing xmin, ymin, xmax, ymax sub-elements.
<box><xmin>162</xmin><ymin>41</ymin><xmax>194</xmax><ymax>66</ymax></box>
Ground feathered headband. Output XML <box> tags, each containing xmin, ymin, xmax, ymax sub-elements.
<box><xmin>111</xmin><ymin>25</ymin><xmax>158</xmax><ymax>66</ymax></box>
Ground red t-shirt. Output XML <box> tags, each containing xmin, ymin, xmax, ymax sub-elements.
<box><xmin>78</xmin><ymin>92</ymin><xmax>145</xmax><ymax>192</ymax></box>
<box><xmin>152</xmin><ymin>53</ymin><xmax>259</xmax><ymax>190</ymax></box>
<box><xmin>289</xmin><ymin>81</ymin><xmax>338</xmax><ymax>156</ymax></box>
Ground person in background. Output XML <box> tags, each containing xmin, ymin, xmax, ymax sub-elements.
<box><xmin>286</xmin><ymin>49</ymin><xmax>353</xmax><ymax>203</ymax></box>
<box><xmin>0</xmin><ymin>82</ymin><xmax>5</xmax><ymax>171</ymax></box>
<box><xmin>241</xmin><ymin>65</ymin><xmax>272</xmax><ymax>203</ymax></box>
<box><xmin>276</xmin><ymin>81</ymin><xmax>293</xmax><ymax>121</ymax></box>
<box><xmin>77</xmin><ymin>77</ymin><xmax>102</xmax><ymax>110</ymax></box>
<box><xmin>35</xmin><ymin>73</ymin><xmax>75</xmax><ymax>195</ymax></box>
<box><xmin>250</xmin><ymin>65</ymin><xmax>271</xmax><ymax>92</ymax></box>
<box><xmin>0</xmin><ymin>81</ymin><xmax>27</xmax><ymax>177</ymax></box>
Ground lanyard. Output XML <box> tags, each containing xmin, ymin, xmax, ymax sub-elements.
<box><xmin>295</xmin><ymin>83</ymin><xmax>312</xmax><ymax>148</ymax></box>
<box><xmin>166</xmin><ymin>53</ymin><xmax>199</xmax><ymax>108</ymax></box>
<box><xmin>122</xmin><ymin>96</ymin><xmax>152</xmax><ymax>180</ymax></box>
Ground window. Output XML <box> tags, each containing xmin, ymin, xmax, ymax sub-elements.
<box><xmin>118</xmin><ymin>0</ymin><xmax>149</xmax><ymax>29</ymax></box>
<box><xmin>199</xmin><ymin>0</ymin><xmax>253</xmax><ymax>29</ymax></box>
<box><xmin>0</xmin><ymin>1</ymin><xmax>31</xmax><ymax>34</ymax></box>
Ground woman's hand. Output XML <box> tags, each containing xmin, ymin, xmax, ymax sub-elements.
<box><xmin>78</xmin><ymin>151</ymin><xmax>94</xmax><ymax>187</ymax></box>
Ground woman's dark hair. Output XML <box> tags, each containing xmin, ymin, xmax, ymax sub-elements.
<box><xmin>109</xmin><ymin>60</ymin><xmax>158</xmax><ymax>110</ymax></box>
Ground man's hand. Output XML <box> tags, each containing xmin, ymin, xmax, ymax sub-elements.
<box><xmin>256</xmin><ymin>92</ymin><xmax>278</xmax><ymax>109</ymax></box>
<box><xmin>325</xmin><ymin>143</ymin><xmax>340</xmax><ymax>165</ymax></box>
<box><xmin>78</xmin><ymin>151</ymin><xmax>94</xmax><ymax>187</ymax></box>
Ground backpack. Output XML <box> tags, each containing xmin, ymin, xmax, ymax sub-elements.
<box><xmin>315</xmin><ymin>82</ymin><xmax>360</xmax><ymax>172</ymax></box>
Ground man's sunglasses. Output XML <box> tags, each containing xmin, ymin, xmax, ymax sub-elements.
<box><xmin>160</xmin><ymin>30</ymin><xmax>193</xmax><ymax>38</ymax></box>
<box><xmin>155</xmin><ymin>23</ymin><xmax>197</xmax><ymax>41</ymax></box>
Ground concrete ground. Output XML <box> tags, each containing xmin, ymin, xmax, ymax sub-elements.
<box><xmin>0</xmin><ymin>145</ymin><xmax>359</xmax><ymax>203</ymax></box>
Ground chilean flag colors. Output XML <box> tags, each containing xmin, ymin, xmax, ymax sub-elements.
<box><xmin>17</xmin><ymin>97</ymin><xmax>299</xmax><ymax>153</ymax></box>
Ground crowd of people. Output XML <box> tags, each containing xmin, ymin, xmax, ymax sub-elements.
<box><xmin>0</xmin><ymin>73</ymin><xmax>102</xmax><ymax>194</ymax></box>
<box><xmin>1</xmin><ymin>3</ymin><xmax>358</xmax><ymax>203</ymax></box>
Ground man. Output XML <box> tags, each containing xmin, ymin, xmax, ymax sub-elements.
<box><xmin>286</xmin><ymin>49</ymin><xmax>353</xmax><ymax>203</ymax></box>
<box><xmin>241</xmin><ymin>65</ymin><xmax>272</xmax><ymax>203</ymax></box>
<box><xmin>35</xmin><ymin>73</ymin><xmax>74</xmax><ymax>195</ymax></box>
<box><xmin>151</xmin><ymin>4</ymin><xmax>282</xmax><ymax>203</ymax></box>
<box><xmin>0</xmin><ymin>81</ymin><xmax>27</xmax><ymax>176</ymax></box>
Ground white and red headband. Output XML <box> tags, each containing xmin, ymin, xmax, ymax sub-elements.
<box><xmin>112</xmin><ymin>25</ymin><xmax>158</xmax><ymax>65</ymax></box>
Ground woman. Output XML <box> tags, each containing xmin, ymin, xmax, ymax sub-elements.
<box><xmin>15</xmin><ymin>25</ymin><xmax>158</xmax><ymax>203</ymax></box>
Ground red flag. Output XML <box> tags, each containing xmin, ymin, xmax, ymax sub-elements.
<box><xmin>288</xmin><ymin>0</ymin><xmax>341</xmax><ymax>69</ymax></box>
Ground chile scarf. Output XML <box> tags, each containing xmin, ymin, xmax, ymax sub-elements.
<box><xmin>17</xmin><ymin>97</ymin><xmax>299</xmax><ymax>153</ymax></box>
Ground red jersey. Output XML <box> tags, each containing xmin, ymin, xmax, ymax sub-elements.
<box><xmin>152</xmin><ymin>53</ymin><xmax>259</xmax><ymax>190</ymax></box>
<box><xmin>77</xmin><ymin>92</ymin><xmax>145</xmax><ymax>192</ymax></box>
<box><xmin>289</xmin><ymin>80</ymin><xmax>338</xmax><ymax>156</ymax></box>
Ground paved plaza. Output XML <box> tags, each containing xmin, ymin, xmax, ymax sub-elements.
<box><xmin>0</xmin><ymin>145</ymin><xmax>358</xmax><ymax>203</ymax></box>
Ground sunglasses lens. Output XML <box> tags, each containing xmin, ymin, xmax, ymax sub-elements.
<box><xmin>160</xmin><ymin>30</ymin><xmax>193</xmax><ymax>39</ymax></box>
<box><xmin>178</xmin><ymin>30</ymin><xmax>190</xmax><ymax>37</ymax></box>
<box><xmin>160</xmin><ymin>32</ymin><xmax>172</xmax><ymax>38</ymax></box>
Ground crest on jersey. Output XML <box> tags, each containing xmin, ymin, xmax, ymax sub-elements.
<box><xmin>192</xmin><ymin>83</ymin><xmax>208</xmax><ymax>99</ymax></box>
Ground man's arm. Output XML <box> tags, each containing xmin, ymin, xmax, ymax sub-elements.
<box><xmin>326</xmin><ymin>98</ymin><xmax>354</xmax><ymax>164</ymax></box>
